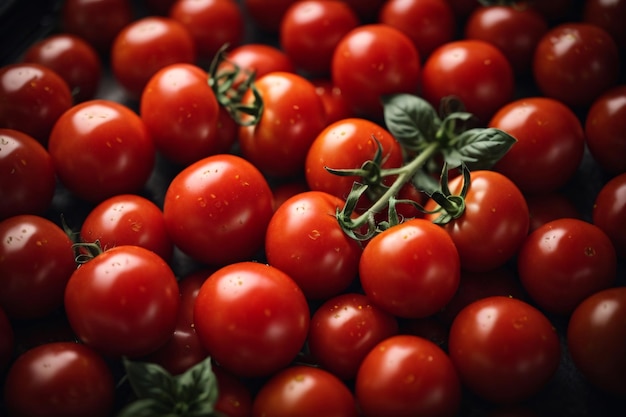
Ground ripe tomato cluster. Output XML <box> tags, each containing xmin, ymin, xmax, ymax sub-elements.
<box><xmin>1</xmin><ymin>0</ymin><xmax>625</xmax><ymax>416</ymax></box>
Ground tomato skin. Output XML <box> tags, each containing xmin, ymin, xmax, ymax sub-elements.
<box><xmin>517</xmin><ymin>218</ymin><xmax>617</xmax><ymax>315</ymax></box>
<box><xmin>331</xmin><ymin>24</ymin><xmax>421</xmax><ymax>119</ymax></box>
<box><xmin>194</xmin><ymin>262</ymin><xmax>310</xmax><ymax>378</ymax></box>
<box><xmin>356</xmin><ymin>334</ymin><xmax>461</xmax><ymax>417</ymax></box>
<box><xmin>592</xmin><ymin>173</ymin><xmax>626</xmax><ymax>259</ymax></box>
<box><xmin>489</xmin><ymin>97</ymin><xmax>585</xmax><ymax>195</ymax></box>
<box><xmin>224</xmin><ymin>43</ymin><xmax>295</xmax><ymax>79</ymax></box>
<box><xmin>244</xmin><ymin>0</ymin><xmax>298</xmax><ymax>33</ymax></box>
<box><xmin>0</xmin><ymin>215</ymin><xmax>76</xmax><ymax>320</ymax></box>
<box><xmin>567</xmin><ymin>287</ymin><xmax>626</xmax><ymax>397</ymax></box>
<box><xmin>214</xmin><ymin>366</ymin><xmax>253</xmax><ymax>417</ymax></box>
<box><xmin>308</xmin><ymin>293</ymin><xmax>399</xmax><ymax>380</ymax></box>
<box><xmin>252</xmin><ymin>365</ymin><xmax>358</xmax><ymax>417</ymax></box>
<box><xmin>583</xmin><ymin>0</ymin><xmax>626</xmax><ymax>50</ymax></box>
<box><xmin>163</xmin><ymin>154</ymin><xmax>274</xmax><ymax>266</ymax></box>
<box><xmin>311</xmin><ymin>79</ymin><xmax>353</xmax><ymax>124</ymax></box>
<box><xmin>526</xmin><ymin>192</ymin><xmax>581</xmax><ymax>233</ymax></box>
<box><xmin>448</xmin><ymin>296</ymin><xmax>561</xmax><ymax>404</ymax></box>
<box><xmin>48</xmin><ymin>99</ymin><xmax>155</xmax><ymax>204</ymax></box>
<box><xmin>0</xmin><ymin>129</ymin><xmax>56</xmax><ymax>220</ymax></box>
<box><xmin>64</xmin><ymin>245</ymin><xmax>180</xmax><ymax>358</ymax></box>
<box><xmin>3</xmin><ymin>342</ymin><xmax>115</xmax><ymax>417</ymax></box>
<box><xmin>359</xmin><ymin>218</ymin><xmax>460</xmax><ymax>318</ymax></box>
<box><xmin>424</xmin><ymin>170</ymin><xmax>530</xmax><ymax>272</ymax></box>
<box><xmin>0</xmin><ymin>306</ymin><xmax>13</xmax><ymax>371</ymax></box>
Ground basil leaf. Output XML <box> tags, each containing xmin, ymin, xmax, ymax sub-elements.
<box><xmin>117</xmin><ymin>398</ymin><xmax>174</xmax><ymax>417</ymax></box>
<box><xmin>123</xmin><ymin>358</ymin><xmax>176</xmax><ymax>403</ymax></box>
<box><xmin>443</xmin><ymin>127</ymin><xmax>517</xmax><ymax>170</ymax></box>
<box><xmin>382</xmin><ymin>93</ymin><xmax>441</xmax><ymax>149</ymax></box>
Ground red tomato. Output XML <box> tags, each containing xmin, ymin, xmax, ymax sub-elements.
<box><xmin>585</xmin><ymin>84</ymin><xmax>626</xmax><ymax>175</ymax></box>
<box><xmin>525</xmin><ymin>192</ymin><xmax>581</xmax><ymax>233</ymax></box>
<box><xmin>252</xmin><ymin>365</ymin><xmax>358</xmax><ymax>417</ymax></box>
<box><xmin>378</xmin><ymin>0</ymin><xmax>456</xmax><ymax>59</ymax></box>
<box><xmin>163</xmin><ymin>154</ymin><xmax>274</xmax><ymax>266</ymax></box>
<box><xmin>0</xmin><ymin>129</ymin><xmax>56</xmax><ymax>220</ymax></box>
<box><xmin>280</xmin><ymin>0</ymin><xmax>359</xmax><ymax>75</ymax></box>
<box><xmin>3</xmin><ymin>342</ymin><xmax>115</xmax><ymax>417</ymax></box>
<box><xmin>223</xmin><ymin>43</ymin><xmax>295</xmax><ymax>80</ymax></box>
<box><xmin>243</xmin><ymin>0</ymin><xmax>297</xmax><ymax>33</ymax></box>
<box><xmin>592</xmin><ymin>172</ymin><xmax>626</xmax><ymax>259</ymax></box>
<box><xmin>265</xmin><ymin>191</ymin><xmax>363</xmax><ymax>300</ymax></box>
<box><xmin>533</xmin><ymin>23</ymin><xmax>620</xmax><ymax>108</ymax></box>
<box><xmin>359</xmin><ymin>218</ymin><xmax>460</xmax><ymax>318</ymax></box>
<box><xmin>448</xmin><ymin>296</ymin><xmax>561</xmax><ymax>404</ymax></box>
<box><xmin>342</xmin><ymin>0</ymin><xmax>386</xmax><ymax>22</ymax></box>
<box><xmin>311</xmin><ymin>78</ymin><xmax>353</xmax><ymax>124</ymax></box>
<box><xmin>583</xmin><ymin>0</ymin><xmax>626</xmax><ymax>49</ymax></box>
<box><xmin>567</xmin><ymin>287</ymin><xmax>626</xmax><ymax>397</ymax></box>
<box><xmin>0</xmin><ymin>307</ymin><xmax>13</xmax><ymax>371</ymax></box>
<box><xmin>64</xmin><ymin>245</ymin><xmax>180</xmax><ymax>358</ymax></box>
<box><xmin>307</xmin><ymin>293</ymin><xmax>399</xmax><ymax>380</ymax></box>
<box><xmin>238</xmin><ymin>71</ymin><xmax>327</xmax><ymax>178</ymax></box>
<box><xmin>0</xmin><ymin>215</ymin><xmax>76</xmax><ymax>320</ymax></box>
<box><xmin>140</xmin><ymin>63</ymin><xmax>220</xmax><ymax>165</ymax></box>
<box><xmin>194</xmin><ymin>262</ymin><xmax>310</xmax><ymax>378</ymax></box>
<box><xmin>0</xmin><ymin>63</ymin><xmax>73</xmax><ymax>144</ymax></box>
<box><xmin>48</xmin><ymin>99</ymin><xmax>155</xmax><ymax>203</ymax></box>
<box><xmin>80</xmin><ymin>193</ymin><xmax>173</xmax><ymax>262</ymax></box>
<box><xmin>214</xmin><ymin>366</ymin><xmax>253</xmax><ymax>417</ymax></box>
<box><xmin>517</xmin><ymin>218</ymin><xmax>617</xmax><ymax>315</ymax></box>
<box><xmin>420</xmin><ymin>39</ymin><xmax>514</xmax><ymax>123</ymax></box>
<box><xmin>489</xmin><ymin>97</ymin><xmax>585</xmax><ymax>195</ymax></box>
<box><xmin>331</xmin><ymin>23</ymin><xmax>421</xmax><ymax>119</ymax></box>
<box><xmin>271</xmin><ymin>179</ymin><xmax>310</xmax><ymax>211</ymax></box>
<box><xmin>424</xmin><ymin>170</ymin><xmax>530</xmax><ymax>272</ymax></box>
<box><xmin>356</xmin><ymin>334</ymin><xmax>461</xmax><ymax>417</ymax></box>
<box><xmin>111</xmin><ymin>16</ymin><xmax>196</xmax><ymax>97</ymax></box>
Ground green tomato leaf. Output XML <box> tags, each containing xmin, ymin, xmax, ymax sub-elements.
<box><xmin>382</xmin><ymin>93</ymin><xmax>441</xmax><ymax>150</ymax></box>
<box><xmin>443</xmin><ymin>127</ymin><xmax>517</xmax><ymax>170</ymax></box>
<box><xmin>175</xmin><ymin>357</ymin><xmax>219</xmax><ymax>415</ymax></box>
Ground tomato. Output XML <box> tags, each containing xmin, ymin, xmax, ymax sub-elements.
<box><xmin>111</xmin><ymin>16</ymin><xmax>196</xmax><ymax>97</ymax></box>
<box><xmin>378</xmin><ymin>0</ymin><xmax>456</xmax><ymax>59</ymax></box>
<box><xmin>279</xmin><ymin>0</ymin><xmax>359</xmax><ymax>75</ymax></box>
<box><xmin>517</xmin><ymin>218</ymin><xmax>617</xmax><ymax>315</ymax></box>
<box><xmin>271</xmin><ymin>179</ymin><xmax>310</xmax><ymax>211</ymax></box>
<box><xmin>162</xmin><ymin>154</ymin><xmax>274</xmax><ymax>266</ymax></box>
<box><xmin>592</xmin><ymin>172</ymin><xmax>626</xmax><ymax>259</ymax></box>
<box><xmin>194</xmin><ymin>262</ymin><xmax>310</xmax><ymax>378</ymax></box>
<box><xmin>424</xmin><ymin>170</ymin><xmax>530</xmax><ymax>272</ymax></box>
<box><xmin>342</xmin><ymin>0</ymin><xmax>386</xmax><ymax>22</ymax></box>
<box><xmin>420</xmin><ymin>39</ymin><xmax>514</xmax><ymax>124</ymax></box>
<box><xmin>170</xmin><ymin>0</ymin><xmax>245</xmax><ymax>62</ymax></box>
<box><xmin>64</xmin><ymin>245</ymin><xmax>180</xmax><ymax>358</ymax></box>
<box><xmin>0</xmin><ymin>215</ymin><xmax>76</xmax><ymax>320</ymax></box>
<box><xmin>331</xmin><ymin>24</ymin><xmax>421</xmax><ymax>120</ymax></box>
<box><xmin>449</xmin><ymin>296</ymin><xmax>561</xmax><ymax>404</ymax></box>
<box><xmin>214</xmin><ymin>366</ymin><xmax>253</xmax><ymax>417</ymax></box>
<box><xmin>567</xmin><ymin>287</ymin><xmax>626</xmax><ymax>397</ymax></box>
<box><xmin>140</xmin><ymin>63</ymin><xmax>220</xmax><ymax>166</ymax></box>
<box><xmin>0</xmin><ymin>129</ymin><xmax>56</xmax><ymax>220</ymax></box>
<box><xmin>48</xmin><ymin>99</ymin><xmax>155</xmax><ymax>204</ymax></box>
<box><xmin>0</xmin><ymin>306</ymin><xmax>13</xmax><ymax>371</ymax></box>
<box><xmin>585</xmin><ymin>84</ymin><xmax>626</xmax><ymax>175</ymax></box>
<box><xmin>533</xmin><ymin>22</ymin><xmax>620</xmax><ymax>108</ymax></box>
<box><xmin>307</xmin><ymin>292</ymin><xmax>399</xmax><ymax>380</ymax></box>
<box><xmin>80</xmin><ymin>193</ymin><xmax>173</xmax><ymax>262</ymax></box>
<box><xmin>238</xmin><ymin>71</ymin><xmax>327</xmax><ymax>178</ymax></box>
<box><xmin>525</xmin><ymin>192</ymin><xmax>581</xmax><ymax>233</ymax></box>
<box><xmin>489</xmin><ymin>97</ymin><xmax>586</xmax><ymax>195</ymax></box>
<box><xmin>243</xmin><ymin>0</ymin><xmax>297</xmax><ymax>33</ymax></box>
<box><xmin>583</xmin><ymin>0</ymin><xmax>626</xmax><ymax>50</ymax></box>
<box><xmin>265</xmin><ymin>191</ymin><xmax>362</xmax><ymax>300</ymax></box>
<box><xmin>359</xmin><ymin>218</ymin><xmax>460</xmax><ymax>318</ymax></box>
<box><xmin>355</xmin><ymin>334</ymin><xmax>461</xmax><ymax>417</ymax></box>
<box><xmin>3</xmin><ymin>342</ymin><xmax>115</xmax><ymax>417</ymax></box>
<box><xmin>223</xmin><ymin>43</ymin><xmax>295</xmax><ymax>80</ymax></box>
<box><xmin>0</xmin><ymin>62</ymin><xmax>73</xmax><ymax>144</ymax></box>
<box><xmin>311</xmin><ymin>78</ymin><xmax>353</xmax><ymax>124</ymax></box>
<box><xmin>464</xmin><ymin>5</ymin><xmax>548</xmax><ymax>74</ymax></box>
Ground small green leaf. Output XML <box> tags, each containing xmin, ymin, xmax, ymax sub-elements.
<box><xmin>117</xmin><ymin>398</ymin><xmax>174</xmax><ymax>417</ymax></box>
<box><xmin>123</xmin><ymin>358</ymin><xmax>176</xmax><ymax>403</ymax></box>
<box><xmin>442</xmin><ymin>127</ymin><xmax>516</xmax><ymax>170</ymax></box>
<box><xmin>382</xmin><ymin>94</ymin><xmax>441</xmax><ymax>149</ymax></box>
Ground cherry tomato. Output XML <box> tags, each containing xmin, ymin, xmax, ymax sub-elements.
<box><xmin>163</xmin><ymin>154</ymin><xmax>274</xmax><ymax>266</ymax></box>
<box><xmin>243</xmin><ymin>0</ymin><xmax>297</xmax><ymax>33</ymax></box>
<box><xmin>194</xmin><ymin>262</ymin><xmax>310</xmax><ymax>378</ymax></box>
<box><xmin>355</xmin><ymin>334</ymin><xmax>461</xmax><ymax>417</ymax></box>
<box><xmin>517</xmin><ymin>218</ymin><xmax>617</xmax><ymax>315</ymax></box>
<box><xmin>448</xmin><ymin>296</ymin><xmax>561</xmax><ymax>404</ymax></box>
<box><xmin>271</xmin><ymin>180</ymin><xmax>310</xmax><ymax>211</ymax></box>
<box><xmin>533</xmin><ymin>22</ymin><xmax>620</xmax><ymax>108</ymax></box>
<box><xmin>0</xmin><ymin>129</ymin><xmax>56</xmax><ymax>220</ymax></box>
<box><xmin>0</xmin><ymin>307</ymin><xmax>13</xmax><ymax>371</ymax></box>
<box><xmin>525</xmin><ymin>192</ymin><xmax>581</xmax><ymax>233</ymax></box>
<box><xmin>48</xmin><ymin>99</ymin><xmax>155</xmax><ymax>203</ymax></box>
<box><xmin>420</xmin><ymin>39</ymin><xmax>514</xmax><ymax>124</ymax></box>
<box><xmin>592</xmin><ymin>172</ymin><xmax>626</xmax><ymax>259</ymax></box>
<box><xmin>252</xmin><ymin>365</ymin><xmax>358</xmax><ymax>417</ymax></box>
<box><xmin>0</xmin><ymin>215</ymin><xmax>76</xmax><ymax>320</ymax></box>
<box><xmin>214</xmin><ymin>366</ymin><xmax>253</xmax><ymax>417</ymax></box>
<box><xmin>111</xmin><ymin>16</ymin><xmax>196</xmax><ymax>97</ymax></box>
<box><xmin>3</xmin><ymin>342</ymin><xmax>115</xmax><ymax>417</ymax></box>
<box><xmin>0</xmin><ymin>63</ymin><xmax>73</xmax><ymax>144</ymax></box>
<box><xmin>308</xmin><ymin>293</ymin><xmax>399</xmax><ymax>380</ymax></box>
<box><xmin>64</xmin><ymin>245</ymin><xmax>180</xmax><ymax>358</ymax></box>
<box><xmin>223</xmin><ymin>43</ymin><xmax>295</xmax><ymax>80</ymax></box>
<box><xmin>359</xmin><ymin>218</ymin><xmax>460</xmax><ymax>318</ymax></box>
<box><xmin>342</xmin><ymin>0</ymin><xmax>386</xmax><ymax>22</ymax></box>
<box><xmin>331</xmin><ymin>23</ymin><xmax>421</xmax><ymax>119</ymax></box>
<box><xmin>489</xmin><ymin>97</ymin><xmax>586</xmax><ymax>195</ymax></box>
<box><xmin>567</xmin><ymin>287</ymin><xmax>626</xmax><ymax>397</ymax></box>
<box><xmin>140</xmin><ymin>63</ymin><xmax>220</xmax><ymax>165</ymax></box>
<box><xmin>583</xmin><ymin>0</ymin><xmax>626</xmax><ymax>50</ymax></box>
<box><xmin>311</xmin><ymin>78</ymin><xmax>353</xmax><ymax>124</ymax></box>
<box><xmin>424</xmin><ymin>170</ymin><xmax>530</xmax><ymax>272</ymax></box>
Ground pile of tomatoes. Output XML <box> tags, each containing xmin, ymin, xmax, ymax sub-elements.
<box><xmin>1</xmin><ymin>0</ymin><xmax>625</xmax><ymax>416</ymax></box>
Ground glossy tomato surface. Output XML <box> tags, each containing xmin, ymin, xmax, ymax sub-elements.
<box><xmin>592</xmin><ymin>173</ymin><xmax>626</xmax><ymax>259</ymax></box>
